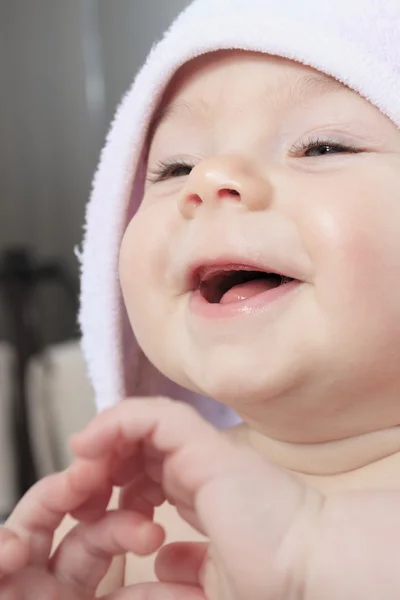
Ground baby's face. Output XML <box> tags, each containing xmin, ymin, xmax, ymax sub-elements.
<box><xmin>119</xmin><ymin>51</ymin><xmax>400</xmax><ymax>443</ymax></box>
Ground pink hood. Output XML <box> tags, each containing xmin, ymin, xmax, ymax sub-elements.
<box><xmin>79</xmin><ymin>0</ymin><xmax>400</xmax><ymax>419</ymax></box>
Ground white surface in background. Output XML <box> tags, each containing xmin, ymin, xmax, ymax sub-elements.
<box><xmin>27</xmin><ymin>341</ymin><xmax>96</xmax><ymax>476</ymax></box>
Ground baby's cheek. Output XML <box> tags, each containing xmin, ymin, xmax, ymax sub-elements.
<box><xmin>120</xmin><ymin>217</ymin><xmax>159</xmax><ymax>328</ymax></box>
<box><xmin>343</xmin><ymin>162</ymin><xmax>400</xmax><ymax>288</ymax></box>
<box><xmin>312</xmin><ymin>178</ymin><xmax>400</xmax><ymax>348</ymax></box>
<box><xmin>119</xmin><ymin>208</ymin><xmax>180</xmax><ymax>355</ymax></box>
<box><xmin>340</xmin><ymin>198</ymin><xmax>400</xmax><ymax>312</ymax></box>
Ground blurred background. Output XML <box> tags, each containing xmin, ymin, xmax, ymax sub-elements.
<box><xmin>0</xmin><ymin>0</ymin><xmax>190</xmax><ymax>520</ymax></box>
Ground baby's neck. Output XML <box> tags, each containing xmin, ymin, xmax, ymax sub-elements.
<box><xmin>228</xmin><ymin>423</ymin><xmax>400</xmax><ymax>493</ymax></box>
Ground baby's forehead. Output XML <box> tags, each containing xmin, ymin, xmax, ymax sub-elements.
<box><xmin>147</xmin><ymin>50</ymin><xmax>400</xmax><ymax>156</ymax></box>
<box><xmin>149</xmin><ymin>52</ymin><xmax>349</xmax><ymax>141</ymax></box>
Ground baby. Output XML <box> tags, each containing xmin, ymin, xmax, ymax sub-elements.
<box><xmin>2</xmin><ymin>0</ymin><xmax>400</xmax><ymax>598</ymax></box>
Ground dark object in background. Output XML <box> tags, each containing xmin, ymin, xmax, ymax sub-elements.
<box><xmin>0</xmin><ymin>247</ymin><xmax>78</xmax><ymax>498</ymax></box>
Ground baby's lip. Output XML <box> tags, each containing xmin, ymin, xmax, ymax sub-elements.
<box><xmin>185</xmin><ymin>257</ymin><xmax>303</xmax><ymax>292</ymax></box>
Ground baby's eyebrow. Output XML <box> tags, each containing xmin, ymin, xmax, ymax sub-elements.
<box><xmin>149</xmin><ymin>73</ymin><xmax>346</xmax><ymax>142</ymax></box>
<box><xmin>148</xmin><ymin>99</ymin><xmax>208</xmax><ymax>144</ymax></box>
<box><xmin>262</xmin><ymin>73</ymin><xmax>347</xmax><ymax>111</ymax></box>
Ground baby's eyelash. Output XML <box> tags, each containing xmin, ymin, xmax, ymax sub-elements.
<box><xmin>147</xmin><ymin>138</ymin><xmax>364</xmax><ymax>183</ymax></box>
<box><xmin>147</xmin><ymin>159</ymin><xmax>194</xmax><ymax>183</ymax></box>
<box><xmin>289</xmin><ymin>136</ymin><xmax>364</xmax><ymax>157</ymax></box>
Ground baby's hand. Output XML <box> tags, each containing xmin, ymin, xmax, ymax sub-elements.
<box><xmin>71</xmin><ymin>397</ymin><xmax>317</xmax><ymax>600</ymax></box>
<box><xmin>0</xmin><ymin>452</ymin><xmax>164</xmax><ymax>598</ymax></box>
<box><xmin>71</xmin><ymin>397</ymin><xmax>400</xmax><ymax>600</ymax></box>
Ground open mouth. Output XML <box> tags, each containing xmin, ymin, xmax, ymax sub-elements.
<box><xmin>195</xmin><ymin>266</ymin><xmax>295</xmax><ymax>305</ymax></box>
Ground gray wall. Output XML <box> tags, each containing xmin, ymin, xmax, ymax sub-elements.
<box><xmin>0</xmin><ymin>0</ymin><xmax>189</xmax><ymax>340</ymax></box>
<box><xmin>98</xmin><ymin>0</ymin><xmax>191</xmax><ymax>122</ymax></box>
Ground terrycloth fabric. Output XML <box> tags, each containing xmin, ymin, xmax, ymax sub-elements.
<box><xmin>79</xmin><ymin>0</ymin><xmax>400</xmax><ymax>416</ymax></box>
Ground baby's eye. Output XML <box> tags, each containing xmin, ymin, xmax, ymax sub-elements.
<box><xmin>305</xmin><ymin>143</ymin><xmax>357</xmax><ymax>157</ymax></box>
<box><xmin>290</xmin><ymin>137</ymin><xmax>363</xmax><ymax>158</ymax></box>
<box><xmin>148</xmin><ymin>160</ymin><xmax>194</xmax><ymax>183</ymax></box>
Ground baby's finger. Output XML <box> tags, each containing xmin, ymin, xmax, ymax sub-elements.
<box><xmin>0</xmin><ymin>566</ymin><xmax>61</xmax><ymax>598</ymax></box>
<box><xmin>0</xmin><ymin>528</ymin><xmax>29</xmax><ymax>576</ymax></box>
<box><xmin>50</xmin><ymin>509</ymin><xmax>165</xmax><ymax>597</ymax></box>
<box><xmin>72</xmin><ymin>399</ymin><xmax>247</xmax><ymax>516</ymax></box>
<box><xmin>109</xmin><ymin>445</ymin><xmax>143</xmax><ymax>486</ymax></box>
<box><xmin>107</xmin><ymin>581</ymin><xmax>205</xmax><ymax>600</ymax></box>
<box><xmin>71</xmin><ymin>398</ymin><xmax>219</xmax><ymax>461</ymax></box>
<box><xmin>69</xmin><ymin>484</ymin><xmax>113</xmax><ymax>522</ymax></box>
<box><xmin>72</xmin><ymin>398</ymin><xmax>232</xmax><ymax>502</ymax></box>
<box><xmin>155</xmin><ymin>542</ymin><xmax>208</xmax><ymax>586</ymax></box>
<box><xmin>120</xmin><ymin>473</ymin><xmax>166</xmax><ymax>518</ymax></box>
<box><xmin>5</xmin><ymin>459</ymin><xmax>112</xmax><ymax>566</ymax></box>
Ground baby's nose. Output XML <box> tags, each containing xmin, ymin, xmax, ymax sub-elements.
<box><xmin>177</xmin><ymin>155</ymin><xmax>272</xmax><ymax>218</ymax></box>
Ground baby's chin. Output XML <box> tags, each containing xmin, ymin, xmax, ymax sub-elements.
<box><xmin>177</xmin><ymin>363</ymin><xmax>400</xmax><ymax>476</ymax></box>
<box><xmin>163</xmin><ymin>354</ymin><xmax>301</xmax><ymax>416</ymax></box>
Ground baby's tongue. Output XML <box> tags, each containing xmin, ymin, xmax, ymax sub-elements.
<box><xmin>221</xmin><ymin>278</ymin><xmax>278</xmax><ymax>305</ymax></box>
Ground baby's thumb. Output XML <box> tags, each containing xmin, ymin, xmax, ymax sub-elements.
<box><xmin>196</xmin><ymin>444</ymin><xmax>323</xmax><ymax>599</ymax></box>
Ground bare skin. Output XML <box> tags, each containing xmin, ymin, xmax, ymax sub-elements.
<box><xmin>2</xmin><ymin>398</ymin><xmax>400</xmax><ymax>598</ymax></box>
<box><xmin>50</xmin><ymin>419</ymin><xmax>400</xmax><ymax>593</ymax></box>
